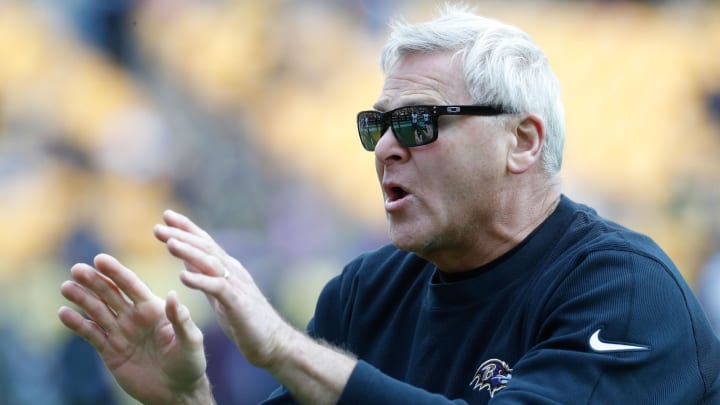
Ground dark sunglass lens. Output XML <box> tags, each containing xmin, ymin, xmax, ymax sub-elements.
<box><xmin>357</xmin><ymin>112</ymin><xmax>384</xmax><ymax>151</ymax></box>
<box><xmin>392</xmin><ymin>107</ymin><xmax>436</xmax><ymax>147</ymax></box>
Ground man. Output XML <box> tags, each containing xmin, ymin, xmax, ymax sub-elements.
<box><xmin>58</xmin><ymin>5</ymin><xmax>720</xmax><ymax>404</ymax></box>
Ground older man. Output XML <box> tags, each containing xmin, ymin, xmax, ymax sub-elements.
<box><xmin>59</xmin><ymin>5</ymin><xmax>720</xmax><ymax>404</ymax></box>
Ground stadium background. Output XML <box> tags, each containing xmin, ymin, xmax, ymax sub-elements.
<box><xmin>0</xmin><ymin>0</ymin><xmax>719</xmax><ymax>403</ymax></box>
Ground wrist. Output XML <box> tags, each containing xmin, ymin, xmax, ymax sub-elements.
<box><xmin>264</xmin><ymin>323</ymin><xmax>303</xmax><ymax>375</ymax></box>
<box><xmin>266</xmin><ymin>329</ymin><xmax>357</xmax><ymax>404</ymax></box>
<box><xmin>172</xmin><ymin>374</ymin><xmax>214</xmax><ymax>405</ymax></box>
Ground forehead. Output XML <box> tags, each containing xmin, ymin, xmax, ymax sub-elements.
<box><xmin>374</xmin><ymin>51</ymin><xmax>472</xmax><ymax>111</ymax></box>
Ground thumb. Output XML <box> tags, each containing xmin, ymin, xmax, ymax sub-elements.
<box><xmin>165</xmin><ymin>290</ymin><xmax>204</xmax><ymax>349</ymax></box>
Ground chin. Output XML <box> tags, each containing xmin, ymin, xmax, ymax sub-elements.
<box><xmin>386</xmin><ymin>216</ymin><xmax>437</xmax><ymax>252</ymax></box>
<box><xmin>389</xmin><ymin>230</ymin><xmax>432</xmax><ymax>254</ymax></box>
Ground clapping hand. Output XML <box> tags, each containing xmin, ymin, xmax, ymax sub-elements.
<box><xmin>153</xmin><ymin>209</ymin><xmax>293</xmax><ymax>370</ymax></box>
<box><xmin>58</xmin><ymin>254</ymin><xmax>211</xmax><ymax>405</ymax></box>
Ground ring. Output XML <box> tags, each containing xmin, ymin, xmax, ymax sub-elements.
<box><xmin>223</xmin><ymin>269</ymin><xmax>230</xmax><ymax>279</ymax></box>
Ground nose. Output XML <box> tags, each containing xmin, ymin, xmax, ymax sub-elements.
<box><xmin>374</xmin><ymin>127</ymin><xmax>409</xmax><ymax>164</ymax></box>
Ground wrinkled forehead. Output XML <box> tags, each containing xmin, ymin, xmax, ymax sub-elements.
<box><xmin>373</xmin><ymin>51</ymin><xmax>472</xmax><ymax>112</ymax></box>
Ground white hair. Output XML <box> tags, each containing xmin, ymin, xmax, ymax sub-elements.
<box><xmin>380</xmin><ymin>4</ymin><xmax>566</xmax><ymax>177</ymax></box>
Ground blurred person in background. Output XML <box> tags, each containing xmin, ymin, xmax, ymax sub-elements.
<box><xmin>62</xmin><ymin>0</ymin><xmax>137</xmax><ymax>66</ymax></box>
<box><xmin>57</xmin><ymin>4</ymin><xmax>720</xmax><ymax>404</ymax></box>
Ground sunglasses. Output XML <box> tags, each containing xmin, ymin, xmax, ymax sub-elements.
<box><xmin>356</xmin><ymin>105</ymin><xmax>507</xmax><ymax>151</ymax></box>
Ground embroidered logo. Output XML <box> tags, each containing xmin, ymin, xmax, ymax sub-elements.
<box><xmin>469</xmin><ymin>358</ymin><xmax>513</xmax><ymax>398</ymax></box>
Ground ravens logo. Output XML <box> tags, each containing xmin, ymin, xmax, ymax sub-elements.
<box><xmin>469</xmin><ymin>358</ymin><xmax>513</xmax><ymax>398</ymax></box>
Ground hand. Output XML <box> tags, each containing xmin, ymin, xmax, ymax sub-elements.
<box><xmin>153</xmin><ymin>210</ymin><xmax>292</xmax><ymax>369</ymax></box>
<box><xmin>58</xmin><ymin>254</ymin><xmax>211</xmax><ymax>405</ymax></box>
<box><xmin>155</xmin><ymin>210</ymin><xmax>358</xmax><ymax>404</ymax></box>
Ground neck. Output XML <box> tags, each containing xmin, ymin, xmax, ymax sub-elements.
<box><xmin>426</xmin><ymin>186</ymin><xmax>562</xmax><ymax>272</ymax></box>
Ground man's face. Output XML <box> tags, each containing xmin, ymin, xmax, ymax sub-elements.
<box><xmin>373</xmin><ymin>51</ymin><xmax>510</xmax><ymax>260</ymax></box>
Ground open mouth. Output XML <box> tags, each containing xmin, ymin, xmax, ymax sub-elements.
<box><xmin>387</xmin><ymin>185</ymin><xmax>408</xmax><ymax>202</ymax></box>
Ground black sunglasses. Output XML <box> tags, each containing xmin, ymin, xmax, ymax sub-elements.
<box><xmin>356</xmin><ymin>105</ymin><xmax>508</xmax><ymax>151</ymax></box>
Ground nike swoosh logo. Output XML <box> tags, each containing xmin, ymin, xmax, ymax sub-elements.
<box><xmin>589</xmin><ymin>329</ymin><xmax>649</xmax><ymax>352</ymax></box>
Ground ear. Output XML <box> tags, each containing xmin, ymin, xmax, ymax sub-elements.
<box><xmin>507</xmin><ymin>114</ymin><xmax>544</xmax><ymax>174</ymax></box>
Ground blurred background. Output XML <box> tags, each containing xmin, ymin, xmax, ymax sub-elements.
<box><xmin>0</xmin><ymin>0</ymin><xmax>718</xmax><ymax>403</ymax></box>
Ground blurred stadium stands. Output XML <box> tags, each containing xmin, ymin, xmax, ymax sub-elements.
<box><xmin>0</xmin><ymin>0</ymin><xmax>719</xmax><ymax>403</ymax></box>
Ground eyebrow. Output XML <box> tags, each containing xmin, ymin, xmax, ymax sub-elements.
<box><xmin>372</xmin><ymin>99</ymin><xmax>439</xmax><ymax>112</ymax></box>
<box><xmin>372</xmin><ymin>99</ymin><xmax>388</xmax><ymax>112</ymax></box>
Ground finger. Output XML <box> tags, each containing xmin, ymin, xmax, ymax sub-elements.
<box><xmin>58</xmin><ymin>305</ymin><xmax>109</xmax><ymax>351</ymax></box>
<box><xmin>166</xmin><ymin>238</ymin><xmax>226</xmax><ymax>278</ymax></box>
<box><xmin>153</xmin><ymin>223</ymin><xmax>174</xmax><ymax>243</ymax></box>
<box><xmin>61</xmin><ymin>279</ymin><xmax>118</xmax><ymax>333</ymax></box>
<box><xmin>69</xmin><ymin>262</ymin><xmax>131</xmax><ymax>315</ymax></box>
<box><xmin>165</xmin><ymin>291</ymin><xmax>203</xmax><ymax>349</ymax></box>
<box><xmin>93</xmin><ymin>254</ymin><xmax>155</xmax><ymax>304</ymax></box>
<box><xmin>154</xmin><ymin>224</ymin><xmax>217</xmax><ymax>256</ymax></box>
<box><xmin>162</xmin><ymin>209</ymin><xmax>211</xmax><ymax>239</ymax></box>
<box><xmin>179</xmin><ymin>270</ymin><xmax>230</xmax><ymax>302</ymax></box>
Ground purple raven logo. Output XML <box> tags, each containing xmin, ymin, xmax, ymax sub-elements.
<box><xmin>469</xmin><ymin>358</ymin><xmax>513</xmax><ymax>398</ymax></box>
